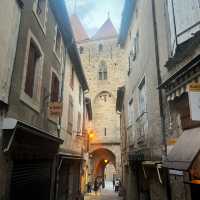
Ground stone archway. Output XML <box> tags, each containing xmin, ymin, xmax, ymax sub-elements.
<box><xmin>89</xmin><ymin>148</ymin><xmax>116</xmax><ymax>180</ymax></box>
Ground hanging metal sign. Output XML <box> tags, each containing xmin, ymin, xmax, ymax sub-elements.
<box><xmin>48</xmin><ymin>102</ymin><xmax>63</xmax><ymax>116</ymax></box>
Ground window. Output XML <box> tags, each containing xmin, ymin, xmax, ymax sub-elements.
<box><xmin>55</xmin><ymin>27</ymin><xmax>62</xmax><ymax>57</ymax></box>
<box><xmin>77</xmin><ymin>112</ymin><xmax>81</xmax><ymax>134</ymax></box>
<box><xmin>80</xmin><ymin>46</ymin><xmax>84</xmax><ymax>54</ymax></box>
<box><xmin>33</xmin><ymin>0</ymin><xmax>47</xmax><ymax>31</ymax></box>
<box><xmin>138</xmin><ymin>78</ymin><xmax>146</xmax><ymax>114</ymax></box>
<box><xmin>128</xmin><ymin>98</ymin><xmax>134</xmax><ymax>126</ymax></box>
<box><xmin>24</xmin><ymin>41</ymin><xmax>41</xmax><ymax>98</ymax></box>
<box><xmin>98</xmin><ymin>61</ymin><xmax>107</xmax><ymax>80</ymax></box>
<box><xmin>131</xmin><ymin>31</ymin><xmax>139</xmax><ymax>61</ymax></box>
<box><xmin>70</xmin><ymin>67</ymin><xmax>74</xmax><ymax>89</ymax></box>
<box><xmin>79</xmin><ymin>86</ymin><xmax>82</xmax><ymax>104</ymax></box>
<box><xmin>98</xmin><ymin>44</ymin><xmax>103</xmax><ymax>52</ymax></box>
<box><xmin>67</xmin><ymin>95</ymin><xmax>73</xmax><ymax>134</ymax></box>
<box><xmin>104</xmin><ymin>128</ymin><xmax>107</xmax><ymax>136</ymax></box>
<box><xmin>50</xmin><ymin>72</ymin><xmax>59</xmax><ymax>102</ymax></box>
<box><xmin>21</xmin><ymin>30</ymin><xmax>44</xmax><ymax>112</ymax></box>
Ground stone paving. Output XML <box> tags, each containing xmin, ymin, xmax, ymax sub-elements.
<box><xmin>84</xmin><ymin>182</ymin><xmax>123</xmax><ymax>200</ymax></box>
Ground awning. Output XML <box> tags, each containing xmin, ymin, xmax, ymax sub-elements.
<box><xmin>2</xmin><ymin>118</ymin><xmax>63</xmax><ymax>155</ymax></box>
<box><xmin>164</xmin><ymin>127</ymin><xmax>200</xmax><ymax>170</ymax></box>
<box><xmin>58</xmin><ymin>152</ymin><xmax>83</xmax><ymax>160</ymax></box>
<box><xmin>159</xmin><ymin>55</ymin><xmax>200</xmax><ymax>101</ymax></box>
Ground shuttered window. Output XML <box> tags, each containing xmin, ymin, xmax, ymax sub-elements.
<box><xmin>77</xmin><ymin>112</ymin><xmax>81</xmax><ymax>134</ymax></box>
<box><xmin>67</xmin><ymin>95</ymin><xmax>73</xmax><ymax>134</ymax></box>
<box><xmin>50</xmin><ymin>72</ymin><xmax>59</xmax><ymax>102</ymax></box>
<box><xmin>24</xmin><ymin>42</ymin><xmax>40</xmax><ymax>97</ymax></box>
<box><xmin>55</xmin><ymin>27</ymin><xmax>61</xmax><ymax>57</ymax></box>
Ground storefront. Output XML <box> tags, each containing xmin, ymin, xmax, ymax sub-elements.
<box><xmin>55</xmin><ymin>152</ymin><xmax>83</xmax><ymax>200</ymax></box>
<box><xmin>2</xmin><ymin>118</ymin><xmax>62</xmax><ymax>200</ymax></box>
<box><xmin>164</xmin><ymin>127</ymin><xmax>200</xmax><ymax>200</ymax></box>
<box><xmin>160</xmin><ymin>53</ymin><xmax>200</xmax><ymax>200</ymax></box>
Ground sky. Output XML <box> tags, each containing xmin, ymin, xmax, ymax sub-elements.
<box><xmin>65</xmin><ymin>0</ymin><xmax>125</xmax><ymax>37</ymax></box>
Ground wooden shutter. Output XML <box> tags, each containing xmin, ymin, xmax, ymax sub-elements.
<box><xmin>24</xmin><ymin>42</ymin><xmax>39</xmax><ymax>97</ymax></box>
<box><xmin>77</xmin><ymin>112</ymin><xmax>81</xmax><ymax>134</ymax></box>
<box><xmin>67</xmin><ymin>95</ymin><xmax>73</xmax><ymax>134</ymax></box>
<box><xmin>50</xmin><ymin>72</ymin><xmax>59</xmax><ymax>102</ymax></box>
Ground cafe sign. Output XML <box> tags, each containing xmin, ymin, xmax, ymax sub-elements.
<box><xmin>188</xmin><ymin>83</ymin><xmax>200</xmax><ymax>121</ymax></box>
<box><xmin>48</xmin><ymin>102</ymin><xmax>63</xmax><ymax>116</ymax></box>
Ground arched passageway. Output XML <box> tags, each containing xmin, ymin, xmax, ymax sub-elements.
<box><xmin>89</xmin><ymin>148</ymin><xmax>116</xmax><ymax>181</ymax></box>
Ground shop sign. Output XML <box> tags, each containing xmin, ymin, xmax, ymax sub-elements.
<box><xmin>48</xmin><ymin>102</ymin><xmax>63</xmax><ymax>116</ymax></box>
<box><xmin>169</xmin><ymin>169</ymin><xmax>183</xmax><ymax>176</ymax></box>
<box><xmin>188</xmin><ymin>83</ymin><xmax>200</xmax><ymax>121</ymax></box>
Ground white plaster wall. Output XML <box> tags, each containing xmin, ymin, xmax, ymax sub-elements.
<box><xmin>0</xmin><ymin>0</ymin><xmax>21</xmax><ymax>103</ymax></box>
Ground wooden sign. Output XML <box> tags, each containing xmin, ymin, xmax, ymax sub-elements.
<box><xmin>188</xmin><ymin>83</ymin><xmax>200</xmax><ymax>92</ymax></box>
<box><xmin>49</xmin><ymin>102</ymin><xmax>63</xmax><ymax>116</ymax></box>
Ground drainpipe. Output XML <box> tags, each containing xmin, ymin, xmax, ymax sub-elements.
<box><xmin>151</xmin><ymin>0</ymin><xmax>171</xmax><ymax>200</ymax></box>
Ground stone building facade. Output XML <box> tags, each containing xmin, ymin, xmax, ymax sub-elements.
<box><xmin>0</xmin><ymin>1</ymin><xmax>23</xmax><ymax>199</ymax></box>
<box><xmin>118</xmin><ymin>0</ymin><xmax>200</xmax><ymax>200</ymax></box>
<box><xmin>118</xmin><ymin>0</ymin><xmax>170</xmax><ymax>200</ymax></box>
<box><xmin>71</xmin><ymin>15</ymin><xmax>127</xmax><ymax>180</ymax></box>
<box><xmin>0</xmin><ymin>0</ymin><xmax>90</xmax><ymax>199</ymax></box>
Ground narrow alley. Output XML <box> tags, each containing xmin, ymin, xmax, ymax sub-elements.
<box><xmin>0</xmin><ymin>0</ymin><xmax>200</xmax><ymax>200</ymax></box>
<box><xmin>84</xmin><ymin>182</ymin><xmax>123</xmax><ymax>200</ymax></box>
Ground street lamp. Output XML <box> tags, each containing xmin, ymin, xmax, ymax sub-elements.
<box><xmin>104</xmin><ymin>159</ymin><xmax>108</xmax><ymax>164</ymax></box>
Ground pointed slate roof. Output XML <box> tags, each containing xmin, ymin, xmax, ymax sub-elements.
<box><xmin>70</xmin><ymin>14</ymin><xmax>89</xmax><ymax>42</ymax></box>
<box><xmin>92</xmin><ymin>18</ymin><xmax>117</xmax><ymax>40</ymax></box>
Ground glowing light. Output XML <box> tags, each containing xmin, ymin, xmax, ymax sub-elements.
<box><xmin>104</xmin><ymin>159</ymin><xmax>108</xmax><ymax>164</ymax></box>
<box><xmin>89</xmin><ymin>132</ymin><xmax>94</xmax><ymax>139</ymax></box>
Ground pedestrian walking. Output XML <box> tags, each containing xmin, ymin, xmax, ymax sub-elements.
<box><xmin>113</xmin><ymin>179</ymin><xmax>115</xmax><ymax>190</ymax></box>
<box><xmin>94</xmin><ymin>179</ymin><xmax>99</xmax><ymax>195</ymax></box>
<box><xmin>115</xmin><ymin>179</ymin><xmax>120</xmax><ymax>192</ymax></box>
<box><xmin>87</xmin><ymin>182</ymin><xmax>92</xmax><ymax>193</ymax></box>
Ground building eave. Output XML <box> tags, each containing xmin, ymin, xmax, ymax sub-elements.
<box><xmin>118</xmin><ymin>0</ymin><xmax>137</xmax><ymax>47</ymax></box>
<box><xmin>49</xmin><ymin>0</ymin><xmax>89</xmax><ymax>91</ymax></box>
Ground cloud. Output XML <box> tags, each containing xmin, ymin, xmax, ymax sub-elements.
<box><xmin>66</xmin><ymin>0</ymin><xmax>124</xmax><ymax>36</ymax></box>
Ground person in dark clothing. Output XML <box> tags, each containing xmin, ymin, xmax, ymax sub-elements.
<box><xmin>87</xmin><ymin>182</ymin><xmax>92</xmax><ymax>193</ymax></box>
<box><xmin>94</xmin><ymin>179</ymin><xmax>99</xmax><ymax>195</ymax></box>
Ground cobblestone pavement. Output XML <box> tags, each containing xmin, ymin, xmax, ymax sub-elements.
<box><xmin>84</xmin><ymin>190</ymin><xmax>123</xmax><ymax>200</ymax></box>
<box><xmin>84</xmin><ymin>182</ymin><xmax>123</xmax><ymax>200</ymax></box>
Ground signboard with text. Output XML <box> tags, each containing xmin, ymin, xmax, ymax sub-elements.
<box><xmin>48</xmin><ymin>102</ymin><xmax>63</xmax><ymax>116</ymax></box>
<box><xmin>188</xmin><ymin>83</ymin><xmax>200</xmax><ymax>121</ymax></box>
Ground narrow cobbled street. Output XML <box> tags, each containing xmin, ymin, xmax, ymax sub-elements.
<box><xmin>84</xmin><ymin>182</ymin><xmax>123</xmax><ymax>200</ymax></box>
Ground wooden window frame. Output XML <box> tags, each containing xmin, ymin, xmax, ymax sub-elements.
<box><xmin>33</xmin><ymin>0</ymin><xmax>48</xmax><ymax>34</ymax></box>
<box><xmin>20</xmin><ymin>30</ymin><xmax>44</xmax><ymax>113</ymax></box>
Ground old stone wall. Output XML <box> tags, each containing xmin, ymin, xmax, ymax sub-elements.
<box><xmin>77</xmin><ymin>36</ymin><xmax>127</xmax><ymax>177</ymax></box>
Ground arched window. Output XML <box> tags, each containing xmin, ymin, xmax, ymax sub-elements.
<box><xmin>98</xmin><ymin>61</ymin><xmax>107</xmax><ymax>80</ymax></box>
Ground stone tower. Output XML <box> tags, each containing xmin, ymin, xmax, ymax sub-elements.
<box><xmin>71</xmin><ymin>15</ymin><xmax>126</xmax><ymax>179</ymax></box>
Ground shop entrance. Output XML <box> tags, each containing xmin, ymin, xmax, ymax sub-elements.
<box><xmin>10</xmin><ymin>160</ymin><xmax>52</xmax><ymax>200</ymax></box>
